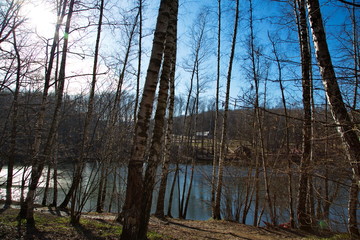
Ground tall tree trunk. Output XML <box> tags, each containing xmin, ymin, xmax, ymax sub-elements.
<box><xmin>307</xmin><ymin>0</ymin><xmax>360</xmax><ymax>182</ymax></box>
<box><xmin>296</xmin><ymin>0</ymin><xmax>312</xmax><ymax>230</ymax></box>
<box><xmin>248</xmin><ymin>0</ymin><xmax>274</xmax><ymax>226</ymax></box>
<box><xmin>68</xmin><ymin>0</ymin><xmax>104</xmax><ymax>223</ymax></box>
<box><xmin>213</xmin><ymin>0</ymin><xmax>239</xmax><ymax>220</ymax></box>
<box><xmin>5</xmin><ymin>29</ymin><xmax>21</xmax><ymax>208</ymax></box>
<box><xmin>20</xmin><ymin>0</ymin><xmax>76</xmax><ymax>225</ymax></box>
<box><xmin>18</xmin><ymin>0</ymin><xmax>67</xmax><ymax>219</ymax></box>
<box><xmin>120</xmin><ymin>0</ymin><xmax>177</xmax><ymax>239</ymax></box>
<box><xmin>138</xmin><ymin>6</ymin><xmax>177</xmax><ymax>236</ymax></box>
<box><xmin>268</xmin><ymin>33</ymin><xmax>294</xmax><ymax>228</ymax></box>
<box><xmin>307</xmin><ymin>0</ymin><xmax>360</xmax><ymax>235</ymax></box>
<box><xmin>348</xmin><ymin>3</ymin><xmax>360</xmax><ymax>235</ymax></box>
<box><xmin>60</xmin><ymin>1</ymin><xmax>139</xmax><ymax>208</ymax></box>
<box><xmin>307</xmin><ymin>0</ymin><xmax>360</xmax><ymax>193</ymax></box>
<box><xmin>183</xmin><ymin>63</ymin><xmax>200</xmax><ymax>219</ymax></box>
<box><xmin>350</xmin><ymin>1</ymin><xmax>359</xmax><ymax>110</ymax></box>
<box><xmin>211</xmin><ymin>0</ymin><xmax>221</xmax><ymax>219</ymax></box>
<box><xmin>155</xmin><ymin>36</ymin><xmax>177</xmax><ymax>218</ymax></box>
<box><xmin>134</xmin><ymin>0</ymin><xmax>143</xmax><ymax>122</ymax></box>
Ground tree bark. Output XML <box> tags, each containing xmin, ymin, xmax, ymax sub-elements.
<box><xmin>19</xmin><ymin>0</ymin><xmax>67</xmax><ymax>219</ymax></box>
<box><xmin>211</xmin><ymin>0</ymin><xmax>221</xmax><ymax>219</ymax></box>
<box><xmin>134</xmin><ymin>0</ymin><xmax>143</xmax><ymax>122</ymax></box>
<box><xmin>120</xmin><ymin>0</ymin><xmax>177</xmax><ymax>239</ymax></box>
<box><xmin>5</xmin><ymin>29</ymin><xmax>21</xmax><ymax>207</ymax></box>
<box><xmin>268</xmin><ymin>32</ymin><xmax>295</xmax><ymax>228</ymax></box>
<box><xmin>213</xmin><ymin>0</ymin><xmax>239</xmax><ymax>220</ymax></box>
<box><xmin>296</xmin><ymin>0</ymin><xmax>313</xmax><ymax>230</ymax></box>
<box><xmin>307</xmin><ymin>0</ymin><xmax>360</xmax><ymax>188</ymax></box>
<box><xmin>20</xmin><ymin>0</ymin><xmax>76</xmax><ymax>225</ymax></box>
<box><xmin>138</xmin><ymin>4</ymin><xmax>177</xmax><ymax>236</ymax></box>
<box><xmin>155</xmin><ymin>32</ymin><xmax>177</xmax><ymax>218</ymax></box>
<box><xmin>348</xmin><ymin>175</ymin><xmax>359</xmax><ymax>236</ymax></box>
<box><xmin>307</xmin><ymin>0</ymin><xmax>360</xmax><ymax>235</ymax></box>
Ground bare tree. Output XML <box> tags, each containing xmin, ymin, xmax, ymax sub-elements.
<box><xmin>268</xmin><ymin>32</ymin><xmax>295</xmax><ymax>227</ymax></box>
<box><xmin>155</xmin><ymin>18</ymin><xmax>177</xmax><ymax>219</ymax></box>
<box><xmin>0</xmin><ymin>0</ymin><xmax>24</xmax><ymax>45</ymax></box>
<box><xmin>67</xmin><ymin>0</ymin><xmax>105</xmax><ymax>224</ymax></box>
<box><xmin>211</xmin><ymin>0</ymin><xmax>221</xmax><ymax>219</ymax></box>
<box><xmin>295</xmin><ymin>0</ymin><xmax>313</xmax><ymax>230</ymax></box>
<box><xmin>139</xmin><ymin>6</ymin><xmax>177</xmax><ymax>234</ymax></box>
<box><xmin>213</xmin><ymin>0</ymin><xmax>239</xmax><ymax>220</ymax></box>
<box><xmin>306</xmin><ymin>0</ymin><xmax>360</xmax><ymax>236</ymax></box>
<box><xmin>134</xmin><ymin>0</ymin><xmax>144</xmax><ymax>122</ymax></box>
<box><xmin>120</xmin><ymin>0</ymin><xmax>178</xmax><ymax>239</ymax></box>
<box><xmin>19</xmin><ymin>0</ymin><xmax>76</xmax><ymax>225</ymax></box>
<box><xmin>4</xmin><ymin>28</ymin><xmax>22</xmax><ymax>207</ymax></box>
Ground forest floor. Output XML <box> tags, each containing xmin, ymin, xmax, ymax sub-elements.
<box><xmin>0</xmin><ymin>206</ymin><xmax>351</xmax><ymax>240</ymax></box>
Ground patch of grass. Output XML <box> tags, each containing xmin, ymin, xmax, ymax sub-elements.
<box><xmin>33</xmin><ymin>212</ymin><xmax>72</xmax><ymax>233</ymax></box>
<box><xmin>80</xmin><ymin>218</ymin><xmax>122</xmax><ymax>237</ymax></box>
<box><xmin>0</xmin><ymin>208</ymin><xmax>166</xmax><ymax>239</ymax></box>
<box><xmin>147</xmin><ymin>231</ymin><xmax>164</xmax><ymax>240</ymax></box>
<box><xmin>0</xmin><ymin>208</ymin><xmax>25</xmax><ymax>227</ymax></box>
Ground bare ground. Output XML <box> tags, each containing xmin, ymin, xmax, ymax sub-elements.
<box><xmin>148</xmin><ymin>217</ymin><xmax>313</xmax><ymax>240</ymax></box>
<box><xmin>0</xmin><ymin>206</ymin><xmax>338</xmax><ymax>240</ymax></box>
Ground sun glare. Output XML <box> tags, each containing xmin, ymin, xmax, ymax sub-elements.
<box><xmin>22</xmin><ymin>1</ymin><xmax>56</xmax><ymax>38</ymax></box>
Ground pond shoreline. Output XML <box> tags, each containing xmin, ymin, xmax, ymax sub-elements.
<box><xmin>0</xmin><ymin>206</ymin><xmax>347</xmax><ymax>240</ymax></box>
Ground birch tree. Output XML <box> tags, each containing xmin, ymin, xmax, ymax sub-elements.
<box><xmin>306</xmin><ymin>0</ymin><xmax>360</xmax><ymax>236</ymax></box>
<box><xmin>19</xmin><ymin>0</ymin><xmax>76</xmax><ymax>225</ymax></box>
<box><xmin>213</xmin><ymin>0</ymin><xmax>239</xmax><ymax>220</ymax></box>
<box><xmin>295</xmin><ymin>0</ymin><xmax>313</xmax><ymax>230</ymax></box>
<box><xmin>120</xmin><ymin>0</ymin><xmax>178</xmax><ymax>239</ymax></box>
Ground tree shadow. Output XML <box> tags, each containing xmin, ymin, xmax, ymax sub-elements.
<box><xmin>12</xmin><ymin>218</ymin><xmax>51</xmax><ymax>240</ymax></box>
<box><xmin>167</xmin><ymin>220</ymin><xmax>253</xmax><ymax>240</ymax></box>
<box><xmin>47</xmin><ymin>206</ymin><xmax>67</xmax><ymax>217</ymax></box>
<box><xmin>0</xmin><ymin>207</ymin><xmax>7</xmax><ymax>214</ymax></box>
<box><xmin>25</xmin><ymin>223</ymin><xmax>51</xmax><ymax>240</ymax></box>
<box><xmin>261</xmin><ymin>225</ymin><xmax>335</xmax><ymax>239</ymax></box>
<box><xmin>72</xmin><ymin>222</ymin><xmax>106</xmax><ymax>240</ymax></box>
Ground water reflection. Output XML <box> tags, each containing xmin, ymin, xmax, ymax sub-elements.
<box><xmin>0</xmin><ymin>163</ymin><xmax>355</xmax><ymax>232</ymax></box>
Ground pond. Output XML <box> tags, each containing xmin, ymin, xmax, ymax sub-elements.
<box><xmin>0</xmin><ymin>162</ymin><xmax>355</xmax><ymax>232</ymax></box>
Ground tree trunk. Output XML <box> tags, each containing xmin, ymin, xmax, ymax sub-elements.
<box><xmin>211</xmin><ymin>0</ymin><xmax>221</xmax><ymax>219</ymax></box>
<box><xmin>120</xmin><ymin>0</ymin><xmax>177</xmax><ymax>239</ymax></box>
<box><xmin>348</xmin><ymin>175</ymin><xmax>359</xmax><ymax>236</ymax></box>
<box><xmin>213</xmin><ymin>0</ymin><xmax>239</xmax><ymax>220</ymax></box>
<box><xmin>268</xmin><ymin>32</ymin><xmax>295</xmax><ymax>228</ymax></box>
<box><xmin>134</xmin><ymin>0</ymin><xmax>143</xmax><ymax>122</ymax></box>
<box><xmin>5</xmin><ymin>29</ymin><xmax>21</xmax><ymax>208</ymax></box>
<box><xmin>96</xmin><ymin>163</ymin><xmax>106</xmax><ymax>213</ymax></box>
<box><xmin>41</xmin><ymin>165</ymin><xmax>51</xmax><ymax>206</ymax></box>
<box><xmin>295</xmin><ymin>0</ymin><xmax>313</xmax><ymax>230</ymax></box>
<box><xmin>51</xmin><ymin>144</ymin><xmax>58</xmax><ymax>207</ymax></box>
<box><xmin>155</xmin><ymin>37</ymin><xmax>177</xmax><ymax>218</ymax></box>
<box><xmin>20</xmin><ymin>0</ymin><xmax>75</xmax><ymax>225</ymax></box>
<box><xmin>350</xmin><ymin>2</ymin><xmax>359</xmax><ymax>110</ymax></box>
<box><xmin>307</xmin><ymin>0</ymin><xmax>360</xmax><ymax>235</ymax></box>
<box><xmin>307</xmin><ymin>0</ymin><xmax>360</xmax><ymax>197</ymax></box>
<box><xmin>18</xmin><ymin>0</ymin><xmax>68</xmax><ymax>220</ymax></box>
<box><xmin>139</xmin><ymin>7</ymin><xmax>177</xmax><ymax>234</ymax></box>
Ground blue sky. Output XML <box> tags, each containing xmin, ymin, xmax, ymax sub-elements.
<box><xmin>169</xmin><ymin>0</ymin><xmax>358</xmax><ymax>110</ymax></box>
<box><xmin>15</xmin><ymin>0</ymin><xmax>358</xmax><ymax>110</ymax></box>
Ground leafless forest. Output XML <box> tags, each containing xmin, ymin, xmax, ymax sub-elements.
<box><xmin>0</xmin><ymin>0</ymin><xmax>359</xmax><ymax>239</ymax></box>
